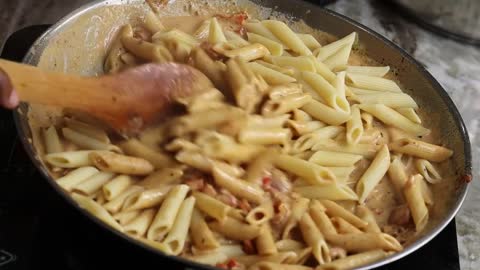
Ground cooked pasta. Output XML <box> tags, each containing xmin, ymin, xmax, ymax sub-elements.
<box><xmin>40</xmin><ymin>4</ymin><xmax>456</xmax><ymax>270</ymax></box>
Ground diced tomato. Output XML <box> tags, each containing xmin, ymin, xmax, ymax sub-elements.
<box><xmin>227</xmin><ymin>259</ymin><xmax>239</xmax><ymax>269</ymax></box>
<box><xmin>232</xmin><ymin>11</ymin><xmax>248</xmax><ymax>25</ymax></box>
<box><xmin>242</xmin><ymin>239</ymin><xmax>256</xmax><ymax>254</ymax></box>
<box><xmin>216</xmin><ymin>263</ymin><xmax>228</xmax><ymax>269</ymax></box>
<box><xmin>238</xmin><ymin>198</ymin><xmax>252</xmax><ymax>212</ymax></box>
<box><xmin>262</xmin><ymin>176</ymin><xmax>272</xmax><ymax>186</ymax></box>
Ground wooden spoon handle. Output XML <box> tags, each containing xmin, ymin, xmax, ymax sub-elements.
<box><xmin>0</xmin><ymin>59</ymin><xmax>113</xmax><ymax>110</ymax></box>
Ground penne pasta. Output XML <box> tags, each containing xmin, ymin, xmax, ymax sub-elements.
<box><xmin>299</xmin><ymin>212</ymin><xmax>331</xmax><ymax>264</ymax></box>
<box><xmin>296</xmin><ymin>33</ymin><xmax>321</xmax><ymax>50</ymax></box>
<box><xmin>163</xmin><ymin>196</ymin><xmax>196</xmax><ymax>255</ymax></box>
<box><xmin>89</xmin><ymin>151</ymin><xmax>154</xmax><ymax>175</ymax></box>
<box><xmin>147</xmin><ymin>184</ymin><xmax>190</xmax><ymax>241</ymax></box>
<box><xmin>138</xmin><ymin>167</ymin><xmax>184</xmax><ymax>189</ymax></box>
<box><xmin>331</xmin><ymin>217</ymin><xmax>363</xmax><ymax>234</ymax></box>
<box><xmin>309</xmin><ymin>201</ymin><xmax>337</xmax><ymax>239</ymax></box>
<box><xmin>354</xmin><ymin>92</ymin><xmax>418</xmax><ymax>108</ymax></box>
<box><xmin>45</xmin><ymin>150</ymin><xmax>95</xmax><ymax>168</ymax></box>
<box><xmin>355</xmin><ymin>205</ymin><xmax>381</xmax><ymax>233</ymax></box>
<box><xmin>346</xmin><ymin>105</ymin><xmax>363</xmax><ymax>145</ymax></box>
<box><xmin>245</xmin><ymin>148</ymin><xmax>278</xmax><ymax>183</ymax></box>
<box><xmin>153</xmin><ymin>29</ymin><xmax>198</xmax><ymax>48</ymax></box>
<box><xmin>113</xmin><ymin>209</ymin><xmax>141</xmax><ymax>225</ymax></box>
<box><xmin>190</xmin><ymin>208</ymin><xmax>220</xmax><ymax>250</ymax></box>
<box><xmin>312</xmin><ymin>139</ymin><xmax>378</xmax><ymax>159</ymax></box>
<box><xmin>62</xmin><ymin>128</ymin><xmax>120</xmax><ymax>152</ymax></box>
<box><xmin>302</xmin><ymin>71</ymin><xmax>350</xmax><ymax>113</ymax></box>
<box><xmin>234</xmin><ymin>252</ymin><xmax>297</xmax><ymax>267</ymax></box>
<box><xmin>56</xmin><ymin>166</ymin><xmax>99</xmax><ymax>191</ymax></box>
<box><xmin>119</xmin><ymin>139</ymin><xmax>174</xmax><ymax>169</ymax></box>
<box><xmin>190</xmin><ymin>47</ymin><xmax>226</xmax><ymax>90</ymax></box>
<box><xmin>104</xmin><ymin>24</ymin><xmax>132</xmax><ymax>73</ymax></box>
<box><xmin>294</xmin><ymin>184</ymin><xmax>358</xmax><ymax>201</ymax></box>
<box><xmin>262</xmin><ymin>93</ymin><xmax>312</xmax><ymax>117</ymax></box>
<box><xmin>292</xmin><ymin>126</ymin><xmax>345</xmax><ymax>153</ymax></box>
<box><xmin>72</xmin><ymin>193</ymin><xmax>123</xmax><ymax>232</ymax></box>
<box><xmin>248</xmin><ymin>32</ymin><xmax>283</xmax><ymax>56</ymax></box>
<box><xmin>250</xmin><ymin>262</ymin><xmax>312</xmax><ymax>270</ymax></box>
<box><xmin>321</xmin><ymin>200</ymin><xmax>367</xmax><ymax>229</ymax></box>
<box><xmin>122</xmin><ymin>35</ymin><xmax>172</xmax><ymax>62</ymax></box>
<box><xmin>326</xmin><ymin>166</ymin><xmax>355</xmax><ymax>179</ymax></box>
<box><xmin>315</xmin><ymin>32</ymin><xmax>356</xmax><ymax>61</ymax></box>
<box><xmin>208</xmin><ymin>17</ymin><xmax>227</xmax><ymax>44</ymax></box>
<box><xmin>246</xmin><ymin>200</ymin><xmax>274</xmax><ymax>225</ymax></box>
<box><xmin>283</xmin><ymin>197</ymin><xmax>310</xmax><ymax>239</ymax></box>
<box><xmin>324</xmin><ymin>44</ymin><xmax>352</xmax><ymax>71</ymax></box>
<box><xmin>327</xmin><ymin>233</ymin><xmax>402</xmax><ymax>252</ymax></box>
<box><xmin>103</xmin><ymin>185</ymin><xmax>144</xmax><ymax>213</ymax></box>
<box><xmin>271</xmin><ymin>56</ymin><xmax>316</xmax><ymax>72</ymax></box>
<box><xmin>415</xmin><ymin>159</ymin><xmax>442</xmax><ymax>184</ymax></box>
<box><xmin>122</xmin><ymin>185</ymin><xmax>172</xmax><ymax>211</ymax></box>
<box><xmin>143</xmin><ymin>11</ymin><xmax>165</xmax><ymax>34</ymax></box>
<box><xmin>274</xmin><ymin>154</ymin><xmax>335</xmax><ymax>186</ymax></box>
<box><xmin>346</xmin><ymin>65</ymin><xmax>390</xmax><ymax>77</ymax></box>
<box><xmin>387</xmin><ymin>155</ymin><xmax>408</xmax><ymax>202</ymax></box>
<box><xmin>193</xmin><ymin>191</ymin><xmax>231</xmax><ymax>221</ymax></box>
<box><xmin>276</xmin><ymin>239</ymin><xmax>306</xmax><ymax>252</ymax></box>
<box><xmin>262</xmin><ymin>20</ymin><xmax>312</xmax><ymax>56</ymax></box>
<box><xmin>359</xmin><ymin>104</ymin><xmax>430</xmax><ymax>136</ymax></box>
<box><xmin>212</xmin><ymin>166</ymin><xmax>264</xmax><ymax>204</ymax></box>
<box><xmin>389</xmin><ymin>138</ymin><xmax>453</xmax><ymax>162</ymax></box>
<box><xmin>209</xmin><ymin>216</ymin><xmax>261</xmax><ymax>240</ymax></box>
<box><xmin>64</xmin><ymin>118</ymin><xmax>110</xmax><ymax>144</ymax></box>
<box><xmin>404</xmin><ymin>175</ymin><xmax>429</xmax><ymax>231</ymax></box>
<box><xmin>171</xmin><ymin>106</ymin><xmax>245</xmax><ymax>136</ymax></box>
<box><xmin>309</xmin><ymin>150</ymin><xmax>363</xmax><ymax>167</ymax></box>
<box><xmin>396</xmin><ymin>107</ymin><xmax>422</xmax><ymax>124</ymax></box>
<box><xmin>239</xmin><ymin>127</ymin><xmax>291</xmax><ymax>146</ymax></box>
<box><xmin>346</xmin><ymin>73</ymin><xmax>401</xmax><ymax>92</ymax></box>
<box><xmin>302</xmin><ymin>100</ymin><xmax>351</xmax><ymax>126</ymax></box>
<box><xmin>72</xmin><ymin>171</ymin><xmax>115</xmax><ymax>196</ymax></box>
<box><xmin>356</xmin><ymin>145</ymin><xmax>391</xmax><ymax>204</ymax></box>
<box><xmin>256</xmin><ymin>224</ymin><xmax>278</xmax><ymax>255</ymax></box>
<box><xmin>317</xmin><ymin>249</ymin><xmax>391</xmax><ymax>270</ymax></box>
<box><xmin>124</xmin><ymin>208</ymin><xmax>156</xmax><ymax>237</ymax></box>
<box><xmin>103</xmin><ymin>175</ymin><xmax>134</xmax><ymax>201</ymax></box>
<box><xmin>43</xmin><ymin>126</ymin><xmax>63</xmax><ymax>154</ymax></box>
<box><xmin>248</xmin><ymin>62</ymin><xmax>297</xmax><ymax>85</ymax></box>
<box><xmin>226</xmin><ymin>58</ymin><xmax>267</xmax><ymax>112</ymax></box>
<box><xmin>224</xmin><ymin>43</ymin><xmax>270</xmax><ymax>62</ymax></box>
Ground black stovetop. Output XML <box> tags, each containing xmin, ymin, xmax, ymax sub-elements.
<box><xmin>0</xmin><ymin>25</ymin><xmax>460</xmax><ymax>270</ymax></box>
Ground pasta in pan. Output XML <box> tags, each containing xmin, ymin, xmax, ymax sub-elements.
<box><xmin>36</xmin><ymin>1</ymin><xmax>457</xmax><ymax>270</ymax></box>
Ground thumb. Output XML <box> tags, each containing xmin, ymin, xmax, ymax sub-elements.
<box><xmin>0</xmin><ymin>68</ymin><xmax>19</xmax><ymax>109</ymax></box>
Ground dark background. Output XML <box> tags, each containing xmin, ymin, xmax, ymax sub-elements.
<box><xmin>0</xmin><ymin>0</ymin><xmax>92</xmax><ymax>50</ymax></box>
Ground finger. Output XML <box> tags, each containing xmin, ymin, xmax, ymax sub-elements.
<box><xmin>0</xmin><ymin>68</ymin><xmax>19</xmax><ymax>109</ymax></box>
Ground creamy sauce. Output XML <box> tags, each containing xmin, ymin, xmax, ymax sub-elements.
<box><xmin>28</xmin><ymin>0</ymin><xmax>458</xmax><ymax>250</ymax></box>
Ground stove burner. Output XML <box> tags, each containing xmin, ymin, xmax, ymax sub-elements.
<box><xmin>0</xmin><ymin>24</ymin><xmax>460</xmax><ymax>270</ymax></box>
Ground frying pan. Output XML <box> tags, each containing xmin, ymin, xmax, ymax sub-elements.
<box><xmin>12</xmin><ymin>0</ymin><xmax>472</xmax><ymax>269</ymax></box>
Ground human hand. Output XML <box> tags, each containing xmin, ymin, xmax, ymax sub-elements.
<box><xmin>0</xmin><ymin>68</ymin><xmax>19</xmax><ymax>109</ymax></box>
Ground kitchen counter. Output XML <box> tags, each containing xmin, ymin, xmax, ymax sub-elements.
<box><xmin>0</xmin><ymin>0</ymin><xmax>479</xmax><ymax>269</ymax></box>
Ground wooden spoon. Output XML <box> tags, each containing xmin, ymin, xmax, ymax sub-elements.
<box><xmin>0</xmin><ymin>59</ymin><xmax>213</xmax><ymax>134</ymax></box>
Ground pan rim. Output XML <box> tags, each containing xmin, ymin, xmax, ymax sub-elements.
<box><xmin>13</xmin><ymin>0</ymin><xmax>472</xmax><ymax>269</ymax></box>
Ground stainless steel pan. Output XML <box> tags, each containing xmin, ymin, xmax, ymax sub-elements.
<box><xmin>13</xmin><ymin>0</ymin><xmax>472</xmax><ymax>269</ymax></box>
